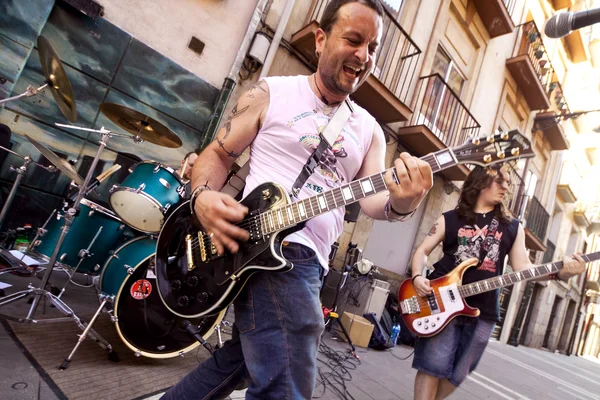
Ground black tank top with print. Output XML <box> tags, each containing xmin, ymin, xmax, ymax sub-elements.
<box><xmin>429</xmin><ymin>209</ymin><xmax>520</xmax><ymax>321</ymax></box>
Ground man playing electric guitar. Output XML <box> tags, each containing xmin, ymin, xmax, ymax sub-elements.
<box><xmin>409</xmin><ymin>164</ymin><xmax>585</xmax><ymax>400</ymax></box>
<box><xmin>161</xmin><ymin>1</ymin><xmax>433</xmax><ymax>399</ymax></box>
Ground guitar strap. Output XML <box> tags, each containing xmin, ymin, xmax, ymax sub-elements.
<box><xmin>220</xmin><ymin>99</ymin><xmax>353</xmax><ymax>200</ymax></box>
<box><xmin>289</xmin><ymin>99</ymin><xmax>354</xmax><ymax>198</ymax></box>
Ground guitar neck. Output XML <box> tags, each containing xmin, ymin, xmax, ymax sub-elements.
<box><xmin>260</xmin><ymin>147</ymin><xmax>459</xmax><ymax>235</ymax></box>
<box><xmin>458</xmin><ymin>252</ymin><xmax>600</xmax><ymax>298</ymax></box>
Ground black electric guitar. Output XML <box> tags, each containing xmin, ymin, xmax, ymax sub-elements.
<box><xmin>155</xmin><ymin>130</ymin><xmax>535</xmax><ymax>318</ymax></box>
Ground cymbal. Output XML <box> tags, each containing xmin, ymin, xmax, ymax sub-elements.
<box><xmin>37</xmin><ymin>36</ymin><xmax>77</xmax><ymax>123</ymax></box>
<box><xmin>24</xmin><ymin>135</ymin><xmax>83</xmax><ymax>185</ymax></box>
<box><xmin>99</xmin><ymin>103</ymin><xmax>182</xmax><ymax>148</ymax></box>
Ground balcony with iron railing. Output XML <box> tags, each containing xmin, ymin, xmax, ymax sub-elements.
<box><xmin>506</xmin><ymin>21</ymin><xmax>557</xmax><ymax>111</ymax></box>
<box><xmin>290</xmin><ymin>0</ymin><xmax>421</xmax><ymax>123</ymax></box>
<box><xmin>396</xmin><ymin>74</ymin><xmax>479</xmax><ymax>180</ymax></box>
<box><xmin>574</xmin><ymin>201</ymin><xmax>592</xmax><ymax>228</ymax></box>
<box><xmin>506</xmin><ymin>167</ymin><xmax>549</xmax><ymax>251</ymax></box>
<box><xmin>472</xmin><ymin>0</ymin><xmax>516</xmax><ymax>38</ymax></box>
<box><xmin>534</xmin><ymin>81</ymin><xmax>571</xmax><ymax>151</ymax></box>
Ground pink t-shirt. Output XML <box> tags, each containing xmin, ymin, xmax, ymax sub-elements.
<box><xmin>243</xmin><ymin>75</ymin><xmax>376</xmax><ymax>270</ymax></box>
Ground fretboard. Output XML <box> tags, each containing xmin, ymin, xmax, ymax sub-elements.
<box><xmin>458</xmin><ymin>252</ymin><xmax>600</xmax><ymax>298</ymax></box>
<box><xmin>258</xmin><ymin>147</ymin><xmax>459</xmax><ymax>235</ymax></box>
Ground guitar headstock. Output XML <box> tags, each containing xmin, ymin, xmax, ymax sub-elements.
<box><xmin>453</xmin><ymin>129</ymin><xmax>535</xmax><ymax>167</ymax></box>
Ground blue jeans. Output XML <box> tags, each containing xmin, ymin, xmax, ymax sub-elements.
<box><xmin>161</xmin><ymin>242</ymin><xmax>325</xmax><ymax>400</ymax></box>
<box><xmin>412</xmin><ymin>316</ymin><xmax>495</xmax><ymax>386</ymax></box>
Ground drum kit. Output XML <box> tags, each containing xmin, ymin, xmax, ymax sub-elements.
<box><xmin>0</xmin><ymin>36</ymin><xmax>227</xmax><ymax>369</ymax></box>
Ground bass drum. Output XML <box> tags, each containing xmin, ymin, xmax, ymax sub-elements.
<box><xmin>100</xmin><ymin>236</ymin><xmax>223</xmax><ymax>358</ymax></box>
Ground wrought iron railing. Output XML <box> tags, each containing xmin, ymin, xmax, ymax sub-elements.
<box><xmin>543</xmin><ymin>240</ymin><xmax>556</xmax><ymax>264</ymax></box>
<box><xmin>506</xmin><ymin>165</ymin><xmax>526</xmax><ymax>218</ymax></box>
<box><xmin>408</xmin><ymin>74</ymin><xmax>481</xmax><ymax>148</ymax></box>
<box><xmin>515</xmin><ymin>21</ymin><xmax>558</xmax><ymax>104</ymax></box>
<box><xmin>523</xmin><ymin>195</ymin><xmax>550</xmax><ymax>243</ymax></box>
<box><xmin>307</xmin><ymin>0</ymin><xmax>421</xmax><ymax>105</ymax></box>
<box><xmin>503</xmin><ymin>0</ymin><xmax>518</xmax><ymax>16</ymax></box>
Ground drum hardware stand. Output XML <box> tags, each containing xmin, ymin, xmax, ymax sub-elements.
<box><xmin>214</xmin><ymin>319</ymin><xmax>233</xmax><ymax>349</ymax></box>
<box><xmin>0</xmin><ymin>84</ymin><xmax>48</xmax><ymax>105</ymax></box>
<box><xmin>0</xmin><ymin>146</ymin><xmax>57</xmax><ymax>230</ymax></box>
<box><xmin>0</xmin><ymin>126</ymin><xmax>133</xmax><ymax>368</ymax></box>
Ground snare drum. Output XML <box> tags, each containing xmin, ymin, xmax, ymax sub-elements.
<box><xmin>32</xmin><ymin>199</ymin><xmax>127</xmax><ymax>275</ymax></box>
<box><xmin>109</xmin><ymin>161</ymin><xmax>184</xmax><ymax>233</ymax></box>
<box><xmin>99</xmin><ymin>236</ymin><xmax>223</xmax><ymax>358</ymax></box>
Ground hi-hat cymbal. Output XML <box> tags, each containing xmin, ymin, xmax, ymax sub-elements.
<box><xmin>99</xmin><ymin>103</ymin><xmax>182</xmax><ymax>148</ymax></box>
<box><xmin>25</xmin><ymin>135</ymin><xmax>83</xmax><ymax>185</ymax></box>
<box><xmin>37</xmin><ymin>36</ymin><xmax>77</xmax><ymax>123</ymax></box>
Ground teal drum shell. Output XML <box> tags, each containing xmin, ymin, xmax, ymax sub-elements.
<box><xmin>33</xmin><ymin>199</ymin><xmax>127</xmax><ymax>275</ymax></box>
<box><xmin>99</xmin><ymin>236</ymin><xmax>157</xmax><ymax>299</ymax></box>
<box><xmin>109</xmin><ymin>161</ymin><xmax>184</xmax><ymax>233</ymax></box>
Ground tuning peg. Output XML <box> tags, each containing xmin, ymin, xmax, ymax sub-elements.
<box><xmin>484</xmin><ymin>154</ymin><xmax>492</xmax><ymax>163</ymax></box>
<box><xmin>511</xmin><ymin>148</ymin><xmax>520</xmax><ymax>156</ymax></box>
<box><xmin>472</xmin><ymin>137</ymin><xmax>481</xmax><ymax>145</ymax></box>
<box><xmin>497</xmin><ymin>151</ymin><xmax>506</xmax><ymax>159</ymax></box>
<box><xmin>487</xmin><ymin>135</ymin><xmax>495</xmax><ymax>143</ymax></box>
<box><xmin>500</xmin><ymin>132</ymin><xmax>509</xmax><ymax>140</ymax></box>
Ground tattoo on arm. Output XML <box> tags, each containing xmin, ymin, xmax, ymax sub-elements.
<box><xmin>427</xmin><ymin>222</ymin><xmax>438</xmax><ymax>236</ymax></box>
<box><xmin>217</xmin><ymin>138</ymin><xmax>240</xmax><ymax>158</ymax></box>
<box><xmin>246</xmin><ymin>81</ymin><xmax>267</xmax><ymax>98</ymax></box>
<box><xmin>223</xmin><ymin>103</ymin><xmax>249</xmax><ymax>140</ymax></box>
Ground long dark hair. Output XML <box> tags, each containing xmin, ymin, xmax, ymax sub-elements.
<box><xmin>456</xmin><ymin>165</ymin><xmax>512</xmax><ymax>225</ymax></box>
<box><xmin>320</xmin><ymin>0</ymin><xmax>384</xmax><ymax>34</ymax></box>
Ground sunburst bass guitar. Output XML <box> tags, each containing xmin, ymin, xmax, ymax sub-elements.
<box><xmin>398</xmin><ymin>252</ymin><xmax>598</xmax><ymax>337</ymax></box>
<box><xmin>155</xmin><ymin>130</ymin><xmax>534</xmax><ymax>318</ymax></box>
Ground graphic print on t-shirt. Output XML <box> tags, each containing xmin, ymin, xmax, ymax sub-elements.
<box><xmin>455</xmin><ymin>218</ymin><xmax>503</xmax><ymax>273</ymax></box>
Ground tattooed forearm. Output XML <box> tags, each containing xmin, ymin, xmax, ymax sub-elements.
<box><xmin>246</xmin><ymin>81</ymin><xmax>267</xmax><ymax>98</ymax></box>
<box><xmin>223</xmin><ymin>103</ymin><xmax>250</xmax><ymax>140</ymax></box>
<box><xmin>217</xmin><ymin>138</ymin><xmax>240</xmax><ymax>158</ymax></box>
<box><xmin>427</xmin><ymin>222</ymin><xmax>438</xmax><ymax>236</ymax></box>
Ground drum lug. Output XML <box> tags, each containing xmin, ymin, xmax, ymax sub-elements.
<box><xmin>153</xmin><ymin>165</ymin><xmax>161</xmax><ymax>173</ymax></box>
<box><xmin>60</xmin><ymin>253</ymin><xmax>68</xmax><ymax>262</ymax></box>
<box><xmin>162</xmin><ymin>203</ymin><xmax>171</xmax><ymax>213</ymax></box>
<box><xmin>179</xmin><ymin>351</ymin><xmax>185</xmax><ymax>357</ymax></box>
<box><xmin>124</xmin><ymin>264</ymin><xmax>134</xmax><ymax>275</ymax></box>
<box><xmin>109</xmin><ymin>184</ymin><xmax>118</xmax><ymax>194</ymax></box>
<box><xmin>94</xmin><ymin>264</ymin><xmax>101</xmax><ymax>272</ymax></box>
<box><xmin>135</xmin><ymin>351</ymin><xmax>141</xmax><ymax>357</ymax></box>
<box><xmin>36</xmin><ymin>227</ymin><xmax>47</xmax><ymax>236</ymax></box>
<box><xmin>159</xmin><ymin>178</ymin><xmax>171</xmax><ymax>190</ymax></box>
<box><xmin>78</xmin><ymin>249</ymin><xmax>91</xmax><ymax>259</ymax></box>
<box><xmin>136</xmin><ymin>183</ymin><xmax>146</xmax><ymax>193</ymax></box>
<box><xmin>110</xmin><ymin>315</ymin><xmax>118</xmax><ymax>323</ymax></box>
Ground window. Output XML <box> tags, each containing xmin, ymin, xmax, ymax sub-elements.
<box><xmin>421</xmin><ymin>46</ymin><xmax>466</xmax><ymax>140</ymax></box>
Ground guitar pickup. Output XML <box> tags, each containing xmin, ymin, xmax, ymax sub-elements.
<box><xmin>186</xmin><ymin>234</ymin><xmax>195</xmax><ymax>271</ymax></box>
<box><xmin>426</xmin><ymin>292</ymin><xmax>440</xmax><ymax>314</ymax></box>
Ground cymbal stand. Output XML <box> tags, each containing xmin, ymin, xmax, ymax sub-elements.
<box><xmin>0</xmin><ymin>126</ymin><xmax>131</xmax><ymax>368</ymax></box>
<box><xmin>0</xmin><ymin>84</ymin><xmax>48</xmax><ymax>105</ymax></box>
<box><xmin>0</xmin><ymin>145</ymin><xmax>56</xmax><ymax>230</ymax></box>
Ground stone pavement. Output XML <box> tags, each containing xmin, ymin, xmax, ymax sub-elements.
<box><xmin>3</xmin><ymin>316</ymin><xmax>600</xmax><ymax>400</ymax></box>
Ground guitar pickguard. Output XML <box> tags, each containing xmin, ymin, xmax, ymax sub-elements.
<box><xmin>411</xmin><ymin>283</ymin><xmax>464</xmax><ymax>336</ymax></box>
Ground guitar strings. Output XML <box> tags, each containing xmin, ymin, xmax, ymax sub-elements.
<box><xmin>188</xmin><ymin>153</ymin><xmax>444</xmax><ymax>254</ymax></box>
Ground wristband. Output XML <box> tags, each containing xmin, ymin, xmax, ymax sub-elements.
<box><xmin>412</xmin><ymin>273</ymin><xmax>422</xmax><ymax>282</ymax></box>
<box><xmin>384</xmin><ymin>199</ymin><xmax>415</xmax><ymax>222</ymax></box>
<box><xmin>189</xmin><ymin>184</ymin><xmax>211</xmax><ymax>214</ymax></box>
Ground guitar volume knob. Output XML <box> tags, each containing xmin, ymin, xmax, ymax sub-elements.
<box><xmin>196</xmin><ymin>292</ymin><xmax>210</xmax><ymax>304</ymax></box>
<box><xmin>171</xmin><ymin>280</ymin><xmax>182</xmax><ymax>291</ymax></box>
<box><xmin>177</xmin><ymin>296</ymin><xmax>190</xmax><ymax>307</ymax></box>
<box><xmin>186</xmin><ymin>276</ymin><xmax>199</xmax><ymax>287</ymax></box>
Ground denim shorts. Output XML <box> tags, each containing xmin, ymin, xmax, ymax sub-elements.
<box><xmin>412</xmin><ymin>316</ymin><xmax>495</xmax><ymax>386</ymax></box>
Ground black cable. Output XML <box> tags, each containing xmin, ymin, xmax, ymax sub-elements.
<box><xmin>313</xmin><ymin>335</ymin><xmax>361</xmax><ymax>399</ymax></box>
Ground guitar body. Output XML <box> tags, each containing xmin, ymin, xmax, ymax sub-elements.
<box><xmin>155</xmin><ymin>182</ymin><xmax>303</xmax><ymax>318</ymax></box>
<box><xmin>398</xmin><ymin>258</ymin><xmax>481</xmax><ymax>337</ymax></box>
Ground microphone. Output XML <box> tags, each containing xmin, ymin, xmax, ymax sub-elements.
<box><xmin>544</xmin><ymin>8</ymin><xmax>600</xmax><ymax>38</ymax></box>
<box><xmin>182</xmin><ymin>320</ymin><xmax>213</xmax><ymax>354</ymax></box>
<box><xmin>83</xmin><ymin>164</ymin><xmax>121</xmax><ymax>196</ymax></box>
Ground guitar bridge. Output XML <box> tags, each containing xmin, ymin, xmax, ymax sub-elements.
<box><xmin>400</xmin><ymin>296</ymin><xmax>421</xmax><ymax>315</ymax></box>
